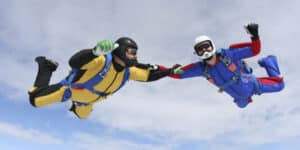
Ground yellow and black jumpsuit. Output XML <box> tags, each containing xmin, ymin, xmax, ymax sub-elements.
<box><xmin>28</xmin><ymin>49</ymin><xmax>173</xmax><ymax>119</ymax></box>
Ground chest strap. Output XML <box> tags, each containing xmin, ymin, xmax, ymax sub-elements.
<box><xmin>60</xmin><ymin>53</ymin><xmax>113</xmax><ymax>102</ymax></box>
<box><xmin>60</xmin><ymin>53</ymin><xmax>131</xmax><ymax>105</ymax></box>
<box><xmin>203</xmin><ymin>53</ymin><xmax>241</xmax><ymax>93</ymax></box>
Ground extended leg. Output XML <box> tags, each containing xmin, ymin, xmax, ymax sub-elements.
<box><xmin>28</xmin><ymin>56</ymin><xmax>64</xmax><ymax>107</ymax></box>
<box><xmin>29</xmin><ymin>84</ymin><xmax>67</xmax><ymax>107</ymax></box>
<box><xmin>257</xmin><ymin>77</ymin><xmax>284</xmax><ymax>93</ymax></box>
<box><xmin>257</xmin><ymin>55</ymin><xmax>284</xmax><ymax>93</ymax></box>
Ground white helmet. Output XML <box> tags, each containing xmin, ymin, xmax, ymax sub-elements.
<box><xmin>194</xmin><ymin>35</ymin><xmax>216</xmax><ymax>60</ymax></box>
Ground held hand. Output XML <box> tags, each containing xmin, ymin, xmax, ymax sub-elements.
<box><xmin>244</xmin><ymin>23</ymin><xmax>259</xmax><ymax>40</ymax></box>
<box><xmin>93</xmin><ymin>40</ymin><xmax>119</xmax><ymax>55</ymax></box>
<box><xmin>171</xmin><ymin>64</ymin><xmax>184</xmax><ymax>74</ymax></box>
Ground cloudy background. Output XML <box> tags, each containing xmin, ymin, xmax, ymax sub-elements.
<box><xmin>1</xmin><ymin>0</ymin><xmax>299</xmax><ymax>149</ymax></box>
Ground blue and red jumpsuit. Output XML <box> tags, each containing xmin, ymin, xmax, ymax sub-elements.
<box><xmin>166</xmin><ymin>40</ymin><xmax>284</xmax><ymax>108</ymax></box>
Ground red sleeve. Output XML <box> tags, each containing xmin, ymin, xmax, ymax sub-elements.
<box><xmin>229</xmin><ymin>39</ymin><xmax>261</xmax><ymax>56</ymax></box>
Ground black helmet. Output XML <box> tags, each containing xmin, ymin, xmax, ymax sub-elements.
<box><xmin>113</xmin><ymin>37</ymin><xmax>138</xmax><ymax>67</ymax></box>
<box><xmin>115</xmin><ymin>37</ymin><xmax>138</xmax><ymax>49</ymax></box>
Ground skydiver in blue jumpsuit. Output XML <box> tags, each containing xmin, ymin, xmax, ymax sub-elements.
<box><xmin>166</xmin><ymin>23</ymin><xmax>285</xmax><ymax>108</ymax></box>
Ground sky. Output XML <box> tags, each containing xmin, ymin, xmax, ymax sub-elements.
<box><xmin>0</xmin><ymin>0</ymin><xmax>300</xmax><ymax>150</ymax></box>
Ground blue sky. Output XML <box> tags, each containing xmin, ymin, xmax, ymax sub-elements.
<box><xmin>1</xmin><ymin>0</ymin><xmax>300</xmax><ymax>150</ymax></box>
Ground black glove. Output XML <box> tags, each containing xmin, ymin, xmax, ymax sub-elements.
<box><xmin>245</xmin><ymin>23</ymin><xmax>259</xmax><ymax>40</ymax></box>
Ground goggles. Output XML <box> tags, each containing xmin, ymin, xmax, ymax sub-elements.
<box><xmin>194</xmin><ymin>42</ymin><xmax>212</xmax><ymax>56</ymax></box>
<box><xmin>126</xmin><ymin>47</ymin><xmax>137</xmax><ymax>55</ymax></box>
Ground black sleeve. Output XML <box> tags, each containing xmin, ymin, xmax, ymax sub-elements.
<box><xmin>147</xmin><ymin>69</ymin><xmax>172</xmax><ymax>82</ymax></box>
<box><xmin>135</xmin><ymin>63</ymin><xmax>152</xmax><ymax>69</ymax></box>
<box><xmin>69</xmin><ymin>48</ymin><xmax>98</xmax><ymax>69</ymax></box>
<box><xmin>134</xmin><ymin>62</ymin><xmax>173</xmax><ymax>82</ymax></box>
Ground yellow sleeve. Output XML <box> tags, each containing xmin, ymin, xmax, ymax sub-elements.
<box><xmin>81</xmin><ymin>55</ymin><xmax>106</xmax><ymax>70</ymax></box>
<box><xmin>129</xmin><ymin>66</ymin><xmax>150</xmax><ymax>81</ymax></box>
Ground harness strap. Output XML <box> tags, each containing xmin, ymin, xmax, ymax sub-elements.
<box><xmin>248</xmin><ymin>74</ymin><xmax>262</xmax><ymax>95</ymax></box>
<box><xmin>59</xmin><ymin>54</ymin><xmax>112</xmax><ymax>102</ymax></box>
<box><xmin>218</xmin><ymin>76</ymin><xmax>239</xmax><ymax>93</ymax></box>
<box><xmin>60</xmin><ymin>68</ymin><xmax>79</xmax><ymax>102</ymax></box>
<box><xmin>203</xmin><ymin>52</ymin><xmax>241</xmax><ymax>92</ymax></box>
<box><xmin>59</xmin><ymin>53</ymin><xmax>131</xmax><ymax>106</ymax></box>
<box><xmin>73</xmin><ymin>53</ymin><xmax>112</xmax><ymax>86</ymax></box>
<box><xmin>205</xmin><ymin>51</ymin><xmax>261</xmax><ymax>106</ymax></box>
<box><xmin>203</xmin><ymin>65</ymin><xmax>212</xmax><ymax>80</ymax></box>
<box><xmin>218</xmin><ymin>57</ymin><xmax>255</xmax><ymax>92</ymax></box>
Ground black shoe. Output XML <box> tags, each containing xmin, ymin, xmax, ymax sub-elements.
<box><xmin>35</xmin><ymin>56</ymin><xmax>59</xmax><ymax>71</ymax></box>
<box><xmin>35</xmin><ymin>56</ymin><xmax>46</xmax><ymax>64</ymax></box>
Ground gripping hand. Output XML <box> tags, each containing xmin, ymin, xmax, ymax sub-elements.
<box><xmin>171</xmin><ymin>64</ymin><xmax>184</xmax><ymax>74</ymax></box>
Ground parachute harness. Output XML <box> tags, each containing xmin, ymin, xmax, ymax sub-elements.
<box><xmin>59</xmin><ymin>53</ymin><xmax>130</xmax><ymax>106</ymax></box>
<box><xmin>203</xmin><ymin>51</ymin><xmax>262</xmax><ymax>96</ymax></box>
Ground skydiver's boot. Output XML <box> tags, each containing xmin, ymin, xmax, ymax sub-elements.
<box><xmin>33</xmin><ymin>56</ymin><xmax>59</xmax><ymax>88</ymax></box>
<box><xmin>258</xmin><ymin>55</ymin><xmax>281</xmax><ymax>77</ymax></box>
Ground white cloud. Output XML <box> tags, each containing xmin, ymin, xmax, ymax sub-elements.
<box><xmin>227</xmin><ymin>101</ymin><xmax>300</xmax><ymax>145</ymax></box>
<box><xmin>91</xmin><ymin>81</ymin><xmax>239</xmax><ymax>140</ymax></box>
<box><xmin>1</xmin><ymin>0</ymin><xmax>300</xmax><ymax>149</ymax></box>
<box><xmin>0</xmin><ymin>121</ymin><xmax>62</xmax><ymax>144</ymax></box>
<box><xmin>89</xmin><ymin>77</ymin><xmax>300</xmax><ymax>146</ymax></box>
<box><xmin>71</xmin><ymin>132</ymin><xmax>170</xmax><ymax>150</ymax></box>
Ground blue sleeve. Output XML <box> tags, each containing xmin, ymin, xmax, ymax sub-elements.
<box><xmin>179</xmin><ymin>62</ymin><xmax>204</xmax><ymax>79</ymax></box>
<box><xmin>226</xmin><ymin>47</ymin><xmax>253</xmax><ymax>61</ymax></box>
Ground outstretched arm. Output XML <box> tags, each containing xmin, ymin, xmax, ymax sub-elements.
<box><xmin>129</xmin><ymin>63</ymin><xmax>182</xmax><ymax>82</ymax></box>
<box><xmin>147</xmin><ymin>67</ymin><xmax>174</xmax><ymax>81</ymax></box>
<box><xmin>160</xmin><ymin>63</ymin><xmax>203</xmax><ymax>79</ymax></box>
<box><xmin>229</xmin><ymin>23</ymin><xmax>261</xmax><ymax>57</ymax></box>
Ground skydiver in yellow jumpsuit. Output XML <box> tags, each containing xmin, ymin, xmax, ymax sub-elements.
<box><xmin>28</xmin><ymin>37</ymin><xmax>182</xmax><ymax>119</ymax></box>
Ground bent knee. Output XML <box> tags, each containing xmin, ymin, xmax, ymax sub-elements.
<box><xmin>278</xmin><ymin>81</ymin><xmax>285</xmax><ymax>91</ymax></box>
<box><xmin>29</xmin><ymin>98</ymin><xmax>38</xmax><ymax>107</ymax></box>
<box><xmin>70</xmin><ymin>104</ymin><xmax>93</xmax><ymax>119</ymax></box>
<box><xmin>28</xmin><ymin>86</ymin><xmax>38</xmax><ymax>107</ymax></box>
<box><xmin>28</xmin><ymin>92</ymin><xmax>38</xmax><ymax>107</ymax></box>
